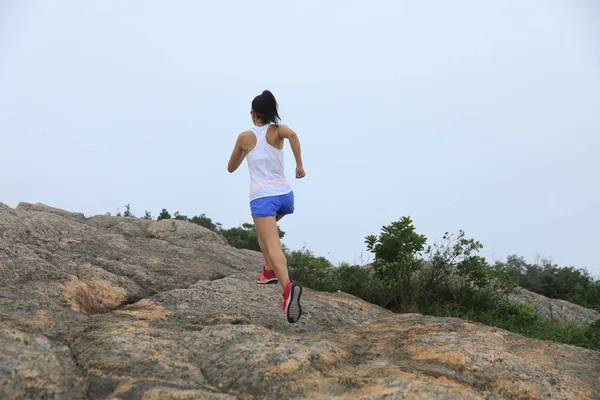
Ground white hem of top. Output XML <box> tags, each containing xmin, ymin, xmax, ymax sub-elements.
<box><xmin>249</xmin><ymin>189</ymin><xmax>293</xmax><ymax>203</ymax></box>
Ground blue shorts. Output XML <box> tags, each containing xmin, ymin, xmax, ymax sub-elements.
<box><xmin>250</xmin><ymin>191</ymin><xmax>294</xmax><ymax>217</ymax></box>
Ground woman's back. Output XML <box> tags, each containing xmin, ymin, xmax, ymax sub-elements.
<box><xmin>246</xmin><ymin>123</ymin><xmax>292</xmax><ymax>201</ymax></box>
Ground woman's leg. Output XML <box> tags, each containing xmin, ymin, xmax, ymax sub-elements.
<box><xmin>257</xmin><ymin>235</ymin><xmax>271</xmax><ymax>270</ymax></box>
<box><xmin>253</xmin><ymin>214</ymin><xmax>290</xmax><ymax>288</ymax></box>
<box><xmin>257</xmin><ymin>214</ymin><xmax>285</xmax><ymax>271</ymax></box>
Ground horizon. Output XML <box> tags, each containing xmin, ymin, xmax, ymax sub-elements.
<box><xmin>3</xmin><ymin>199</ymin><xmax>599</xmax><ymax>279</ymax></box>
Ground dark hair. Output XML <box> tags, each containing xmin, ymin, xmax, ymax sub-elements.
<box><xmin>251</xmin><ymin>90</ymin><xmax>281</xmax><ymax>124</ymax></box>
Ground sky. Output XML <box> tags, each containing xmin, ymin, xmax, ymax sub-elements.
<box><xmin>1</xmin><ymin>1</ymin><xmax>599</xmax><ymax>275</ymax></box>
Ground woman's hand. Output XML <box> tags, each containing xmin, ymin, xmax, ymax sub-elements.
<box><xmin>296</xmin><ymin>165</ymin><xmax>306</xmax><ymax>179</ymax></box>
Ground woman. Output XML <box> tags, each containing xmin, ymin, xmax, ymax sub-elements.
<box><xmin>227</xmin><ymin>90</ymin><xmax>306</xmax><ymax>323</ymax></box>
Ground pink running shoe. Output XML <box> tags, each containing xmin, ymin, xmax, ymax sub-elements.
<box><xmin>281</xmin><ymin>281</ymin><xmax>303</xmax><ymax>323</ymax></box>
<box><xmin>256</xmin><ymin>266</ymin><xmax>278</xmax><ymax>284</ymax></box>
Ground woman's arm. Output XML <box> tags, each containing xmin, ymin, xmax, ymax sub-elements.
<box><xmin>227</xmin><ymin>132</ymin><xmax>251</xmax><ymax>173</ymax></box>
<box><xmin>278</xmin><ymin>125</ymin><xmax>306</xmax><ymax>178</ymax></box>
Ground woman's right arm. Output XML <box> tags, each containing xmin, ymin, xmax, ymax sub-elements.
<box><xmin>278</xmin><ymin>125</ymin><xmax>305</xmax><ymax>179</ymax></box>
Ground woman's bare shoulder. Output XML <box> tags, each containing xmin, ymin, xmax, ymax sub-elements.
<box><xmin>277</xmin><ymin>124</ymin><xmax>296</xmax><ymax>139</ymax></box>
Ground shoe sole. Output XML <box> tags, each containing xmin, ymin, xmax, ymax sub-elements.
<box><xmin>256</xmin><ymin>278</ymin><xmax>279</xmax><ymax>284</ymax></box>
<box><xmin>286</xmin><ymin>282</ymin><xmax>302</xmax><ymax>323</ymax></box>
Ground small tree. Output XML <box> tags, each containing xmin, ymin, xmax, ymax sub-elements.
<box><xmin>142</xmin><ymin>210</ymin><xmax>152</xmax><ymax>220</ymax></box>
<box><xmin>418</xmin><ymin>230</ymin><xmax>519</xmax><ymax>314</ymax></box>
<box><xmin>190</xmin><ymin>213</ymin><xmax>220</xmax><ymax>231</ymax></box>
<box><xmin>123</xmin><ymin>204</ymin><xmax>133</xmax><ymax>217</ymax></box>
<box><xmin>365</xmin><ymin>216</ymin><xmax>427</xmax><ymax>310</ymax></box>
<box><xmin>173</xmin><ymin>211</ymin><xmax>189</xmax><ymax>221</ymax></box>
<box><xmin>220</xmin><ymin>222</ymin><xmax>285</xmax><ymax>251</ymax></box>
<box><xmin>157</xmin><ymin>209</ymin><xmax>171</xmax><ymax>221</ymax></box>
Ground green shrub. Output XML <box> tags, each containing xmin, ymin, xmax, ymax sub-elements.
<box><xmin>493</xmin><ymin>256</ymin><xmax>600</xmax><ymax>311</ymax></box>
<box><xmin>287</xmin><ymin>247</ymin><xmax>335</xmax><ymax>292</ymax></box>
<box><xmin>362</xmin><ymin>217</ymin><xmax>515</xmax><ymax>313</ymax></box>
<box><xmin>331</xmin><ymin>263</ymin><xmax>373</xmax><ymax>300</ymax></box>
<box><xmin>157</xmin><ymin>209</ymin><xmax>171</xmax><ymax>221</ymax></box>
<box><xmin>173</xmin><ymin>211</ymin><xmax>188</xmax><ymax>221</ymax></box>
<box><xmin>364</xmin><ymin>216</ymin><xmax>427</xmax><ymax>311</ymax></box>
<box><xmin>337</xmin><ymin>264</ymin><xmax>393</xmax><ymax>308</ymax></box>
<box><xmin>189</xmin><ymin>213</ymin><xmax>222</xmax><ymax>231</ymax></box>
<box><xmin>219</xmin><ymin>223</ymin><xmax>285</xmax><ymax>252</ymax></box>
<box><xmin>123</xmin><ymin>204</ymin><xmax>133</xmax><ymax>217</ymax></box>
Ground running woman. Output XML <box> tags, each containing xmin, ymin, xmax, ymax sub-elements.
<box><xmin>227</xmin><ymin>90</ymin><xmax>305</xmax><ymax>323</ymax></box>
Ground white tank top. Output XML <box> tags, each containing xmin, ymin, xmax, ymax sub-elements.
<box><xmin>246</xmin><ymin>123</ymin><xmax>293</xmax><ymax>202</ymax></box>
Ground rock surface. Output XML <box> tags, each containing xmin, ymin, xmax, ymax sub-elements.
<box><xmin>509</xmin><ymin>286</ymin><xmax>600</xmax><ymax>325</ymax></box>
<box><xmin>1</xmin><ymin>202</ymin><xmax>599</xmax><ymax>399</ymax></box>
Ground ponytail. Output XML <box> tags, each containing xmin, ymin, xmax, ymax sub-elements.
<box><xmin>251</xmin><ymin>90</ymin><xmax>281</xmax><ymax>124</ymax></box>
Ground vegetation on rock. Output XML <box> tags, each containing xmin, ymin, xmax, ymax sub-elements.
<box><xmin>119</xmin><ymin>204</ymin><xmax>600</xmax><ymax>351</ymax></box>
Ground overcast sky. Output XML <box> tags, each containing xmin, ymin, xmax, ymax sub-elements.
<box><xmin>1</xmin><ymin>1</ymin><xmax>599</xmax><ymax>275</ymax></box>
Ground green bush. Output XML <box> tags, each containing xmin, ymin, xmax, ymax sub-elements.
<box><xmin>493</xmin><ymin>255</ymin><xmax>600</xmax><ymax>311</ymax></box>
<box><xmin>219</xmin><ymin>223</ymin><xmax>285</xmax><ymax>252</ymax></box>
<box><xmin>190</xmin><ymin>213</ymin><xmax>222</xmax><ymax>231</ymax></box>
<box><xmin>157</xmin><ymin>209</ymin><xmax>171</xmax><ymax>221</ymax></box>
<box><xmin>123</xmin><ymin>204</ymin><xmax>133</xmax><ymax>217</ymax></box>
<box><xmin>364</xmin><ymin>216</ymin><xmax>427</xmax><ymax>311</ymax></box>
<box><xmin>287</xmin><ymin>247</ymin><xmax>335</xmax><ymax>292</ymax></box>
<box><xmin>287</xmin><ymin>217</ymin><xmax>516</xmax><ymax>315</ymax></box>
<box><xmin>422</xmin><ymin>230</ymin><xmax>498</xmax><ymax>310</ymax></box>
<box><xmin>362</xmin><ymin>218</ymin><xmax>515</xmax><ymax>313</ymax></box>
<box><xmin>331</xmin><ymin>263</ymin><xmax>392</xmax><ymax>307</ymax></box>
<box><xmin>173</xmin><ymin>211</ymin><xmax>188</xmax><ymax>221</ymax></box>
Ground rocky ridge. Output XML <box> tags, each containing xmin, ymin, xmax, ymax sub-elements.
<box><xmin>1</xmin><ymin>203</ymin><xmax>599</xmax><ymax>399</ymax></box>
